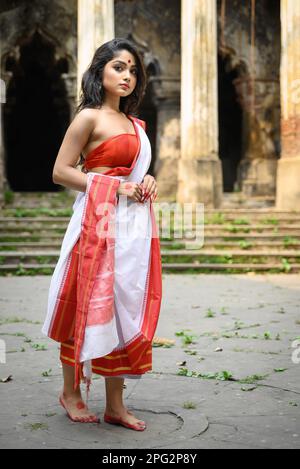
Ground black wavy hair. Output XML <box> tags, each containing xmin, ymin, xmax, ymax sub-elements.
<box><xmin>75</xmin><ymin>38</ymin><xmax>147</xmax><ymax>171</ymax></box>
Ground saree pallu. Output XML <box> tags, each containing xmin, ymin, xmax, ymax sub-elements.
<box><xmin>42</xmin><ymin>120</ymin><xmax>162</xmax><ymax>391</ymax></box>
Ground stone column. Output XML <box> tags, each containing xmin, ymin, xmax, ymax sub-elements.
<box><xmin>0</xmin><ymin>78</ymin><xmax>6</xmax><ymax>208</ymax></box>
<box><xmin>151</xmin><ymin>76</ymin><xmax>180</xmax><ymax>202</ymax></box>
<box><xmin>277</xmin><ymin>0</ymin><xmax>300</xmax><ymax>209</ymax></box>
<box><xmin>235</xmin><ymin>78</ymin><xmax>280</xmax><ymax>197</ymax></box>
<box><xmin>71</xmin><ymin>0</ymin><xmax>114</xmax><ymax>198</ymax></box>
<box><xmin>77</xmin><ymin>0</ymin><xmax>115</xmax><ymax>101</ymax></box>
<box><xmin>177</xmin><ymin>0</ymin><xmax>222</xmax><ymax>207</ymax></box>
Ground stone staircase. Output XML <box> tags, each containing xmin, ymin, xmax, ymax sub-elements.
<box><xmin>0</xmin><ymin>192</ymin><xmax>299</xmax><ymax>274</ymax></box>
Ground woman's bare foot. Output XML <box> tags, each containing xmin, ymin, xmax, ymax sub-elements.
<box><xmin>105</xmin><ymin>405</ymin><xmax>146</xmax><ymax>429</ymax></box>
<box><xmin>59</xmin><ymin>391</ymin><xmax>100</xmax><ymax>423</ymax></box>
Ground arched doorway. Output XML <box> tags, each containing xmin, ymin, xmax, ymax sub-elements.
<box><xmin>3</xmin><ymin>30</ymin><xmax>70</xmax><ymax>191</ymax></box>
<box><xmin>218</xmin><ymin>53</ymin><xmax>243</xmax><ymax>192</ymax></box>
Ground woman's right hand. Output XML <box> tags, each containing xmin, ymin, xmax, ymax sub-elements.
<box><xmin>117</xmin><ymin>181</ymin><xmax>144</xmax><ymax>203</ymax></box>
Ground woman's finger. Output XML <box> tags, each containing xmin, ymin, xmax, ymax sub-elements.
<box><xmin>145</xmin><ymin>184</ymin><xmax>156</xmax><ymax>200</ymax></box>
<box><xmin>150</xmin><ymin>187</ymin><xmax>158</xmax><ymax>202</ymax></box>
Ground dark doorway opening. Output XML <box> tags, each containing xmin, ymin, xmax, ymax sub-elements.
<box><xmin>3</xmin><ymin>30</ymin><xmax>70</xmax><ymax>191</ymax></box>
<box><xmin>139</xmin><ymin>83</ymin><xmax>157</xmax><ymax>176</ymax></box>
<box><xmin>218</xmin><ymin>54</ymin><xmax>243</xmax><ymax>192</ymax></box>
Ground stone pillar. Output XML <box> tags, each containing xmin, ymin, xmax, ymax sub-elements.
<box><xmin>177</xmin><ymin>0</ymin><xmax>222</xmax><ymax>208</ymax></box>
<box><xmin>0</xmin><ymin>78</ymin><xmax>6</xmax><ymax>208</ymax></box>
<box><xmin>71</xmin><ymin>0</ymin><xmax>114</xmax><ymax>198</ymax></box>
<box><xmin>77</xmin><ymin>0</ymin><xmax>115</xmax><ymax>101</ymax></box>
<box><xmin>151</xmin><ymin>76</ymin><xmax>180</xmax><ymax>202</ymax></box>
<box><xmin>277</xmin><ymin>0</ymin><xmax>300</xmax><ymax>209</ymax></box>
<box><xmin>235</xmin><ymin>78</ymin><xmax>279</xmax><ymax>197</ymax></box>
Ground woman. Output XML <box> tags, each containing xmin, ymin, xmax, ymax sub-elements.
<box><xmin>42</xmin><ymin>38</ymin><xmax>162</xmax><ymax>431</ymax></box>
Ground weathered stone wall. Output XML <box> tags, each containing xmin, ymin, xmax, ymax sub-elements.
<box><xmin>0</xmin><ymin>0</ymin><xmax>293</xmax><ymax>207</ymax></box>
<box><xmin>115</xmin><ymin>0</ymin><xmax>181</xmax><ymax>201</ymax></box>
<box><xmin>276</xmin><ymin>0</ymin><xmax>300</xmax><ymax>210</ymax></box>
<box><xmin>217</xmin><ymin>0</ymin><xmax>281</xmax><ymax>196</ymax></box>
<box><xmin>0</xmin><ymin>0</ymin><xmax>77</xmax><ymax>200</ymax></box>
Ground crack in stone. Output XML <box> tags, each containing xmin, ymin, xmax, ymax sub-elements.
<box><xmin>208</xmin><ymin>420</ymin><xmax>239</xmax><ymax>432</ymax></box>
<box><xmin>255</xmin><ymin>384</ymin><xmax>300</xmax><ymax>395</ymax></box>
<box><xmin>209</xmin><ymin>435</ymin><xmax>270</xmax><ymax>449</ymax></box>
<box><xmin>148</xmin><ymin>373</ymin><xmax>300</xmax><ymax>396</ymax></box>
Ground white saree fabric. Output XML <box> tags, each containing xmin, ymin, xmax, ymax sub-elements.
<box><xmin>42</xmin><ymin>121</ymin><xmax>152</xmax><ymax>379</ymax></box>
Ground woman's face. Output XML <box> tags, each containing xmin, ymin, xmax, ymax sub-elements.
<box><xmin>102</xmin><ymin>49</ymin><xmax>138</xmax><ymax>97</ymax></box>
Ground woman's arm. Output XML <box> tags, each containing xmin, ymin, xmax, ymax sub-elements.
<box><xmin>52</xmin><ymin>109</ymin><xmax>95</xmax><ymax>192</ymax></box>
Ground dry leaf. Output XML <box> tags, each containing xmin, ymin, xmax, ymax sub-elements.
<box><xmin>1</xmin><ymin>375</ymin><xmax>13</xmax><ymax>383</ymax></box>
<box><xmin>152</xmin><ymin>336</ymin><xmax>175</xmax><ymax>346</ymax></box>
<box><xmin>176</xmin><ymin>361</ymin><xmax>187</xmax><ymax>366</ymax></box>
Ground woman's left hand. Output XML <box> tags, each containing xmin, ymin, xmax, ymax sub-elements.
<box><xmin>140</xmin><ymin>174</ymin><xmax>158</xmax><ymax>203</ymax></box>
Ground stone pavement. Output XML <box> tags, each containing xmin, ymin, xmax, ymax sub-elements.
<box><xmin>0</xmin><ymin>274</ymin><xmax>299</xmax><ymax>449</ymax></box>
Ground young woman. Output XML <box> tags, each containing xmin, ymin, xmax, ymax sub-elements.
<box><xmin>42</xmin><ymin>38</ymin><xmax>162</xmax><ymax>431</ymax></box>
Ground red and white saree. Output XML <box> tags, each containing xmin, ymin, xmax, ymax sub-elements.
<box><xmin>42</xmin><ymin>118</ymin><xmax>162</xmax><ymax>392</ymax></box>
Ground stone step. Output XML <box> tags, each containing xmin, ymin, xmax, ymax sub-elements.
<box><xmin>0</xmin><ymin>210</ymin><xmax>300</xmax><ymax>220</ymax></box>
<box><xmin>1</xmin><ymin>240</ymin><xmax>300</xmax><ymax>250</ymax></box>
<box><xmin>2</xmin><ymin>208</ymin><xmax>300</xmax><ymax>217</ymax></box>
<box><xmin>161</xmin><ymin>241</ymin><xmax>300</xmax><ymax>249</ymax></box>
<box><xmin>0</xmin><ymin>263</ymin><xmax>298</xmax><ymax>274</ymax></box>
<box><xmin>1</xmin><ymin>222</ymin><xmax>300</xmax><ymax>232</ymax></box>
<box><xmin>0</xmin><ymin>233</ymin><xmax>65</xmax><ymax>240</ymax></box>
<box><xmin>0</xmin><ymin>232</ymin><xmax>299</xmax><ymax>241</ymax></box>
<box><xmin>4</xmin><ymin>191</ymin><xmax>277</xmax><ymax>209</ymax></box>
<box><xmin>0</xmin><ymin>217</ymin><xmax>71</xmax><ymax>223</ymax></box>
<box><xmin>0</xmin><ymin>250</ymin><xmax>299</xmax><ymax>264</ymax></box>
<box><xmin>3</xmin><ymin>191</ymin><xmax>76</xmax><ymax>209</ymax></box>
<box><xmin>160</xmin><ymin>249</ymin><xmax>300</xmax><ymax>257</ymax></box>
<box><xmin>0</xmin><ymin>204</ymin><xmax>299</xmax><ymax>274</ymax></box>
<box><xmin>162</xmin><ymin>263</ymin><xmax>299</xmax><ymax>272</ymax></box>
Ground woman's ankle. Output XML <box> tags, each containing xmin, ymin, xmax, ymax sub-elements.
<box><xmin>62</xmin><ymin>388</ymin><xmax>82</xmax><ymax>399</ymax></box>
<box><xmin>105</xmin><ymin>403</ymin><xmax>126</xmax><ymax>415</ymax></box>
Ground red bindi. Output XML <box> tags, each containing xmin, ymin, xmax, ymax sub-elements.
<box><xmin>128</xmin><ymin>60</ymin><xmax>131</xmax><ymax>63</ymax></box>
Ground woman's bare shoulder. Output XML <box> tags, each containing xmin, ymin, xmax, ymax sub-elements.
<box><xmin>74</xmin><ymin>107</ymin><xmax>99</xmax><ymax>123</ymax></box>
<box><xmin>70</xmin><ymin>108</ymin><xmax>101</xmax><ymax>135</ymax></box>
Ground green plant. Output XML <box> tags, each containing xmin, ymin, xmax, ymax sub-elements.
<box><xmin>31</xmin><ymin>343</ymin><xmax>47</xmax><ymax>351</ymax></box>
<box><xmin>4</xmin><ymin>190</ymin><xmax>15</xmax><ymax>204</ymax></box>
<box><xmin>238</xmin><ymin>240</ymin><xmax>253</xmax><ymax>250</ymax></box>
<box><xmin>175</xmin><ymin>330</ymin><xmax>198</xmax><ymax>345</ymax></box>
<box><xmin>232</xmin><ymin>218</ymin><xmax>250</xmax><ymax>225</ymax></box>
<box><xmin>239</xmin><ymin>374</ymin><xmax>269</xmax><ymax>384</ymax></box>
<box><xmin>281</xmin><ymin>258</ymin><xmax>292</xmax><ymax>273</ymax></box>
<box><xmin>183</xmin><ymin>401</ymin><xmax>197</xmax><ymax>409</ymax></box>
<box><xmin>205</xmin><ymin>308</ymin><xmax>216</xmax><ymax>318</ymax></box>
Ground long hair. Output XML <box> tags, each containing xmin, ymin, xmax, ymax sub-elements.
<box><xmin>75</xmin><ymin>38</ymin><xmax>147</xmax><ymax>171</ymax></box>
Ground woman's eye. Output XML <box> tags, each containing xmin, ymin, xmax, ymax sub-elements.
<box><xmin>114</xmin><ymin>66</ymin><xmax>137</xmax><ymax>76</ymax></box>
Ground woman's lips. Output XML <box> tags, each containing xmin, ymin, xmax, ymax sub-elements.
<box><xmin>120</xmin><ymin>84</ymin><xmax>129</xmax><ymax>89</ymax></box>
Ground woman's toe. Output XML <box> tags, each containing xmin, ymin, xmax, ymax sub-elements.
<box><xmin>90</xmin><ymin>415</ymin><xmax>99</xmax><ymax>422</ymax></box>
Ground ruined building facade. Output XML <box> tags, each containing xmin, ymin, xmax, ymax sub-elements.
<box><xmin>0</xmin><ymin>0</ymin><xmax>299</xmax><ymax>209</ymax></box>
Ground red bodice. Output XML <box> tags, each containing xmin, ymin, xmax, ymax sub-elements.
<box><xmin>82</xmin><ymin>115</ymin><xmax>146</xmax><ymax>177</ymax></box>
